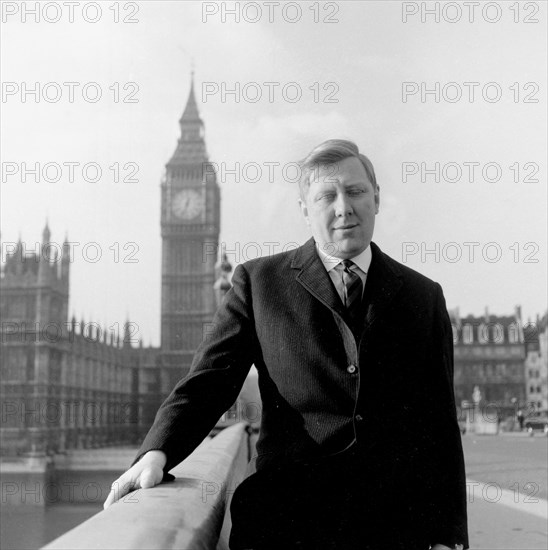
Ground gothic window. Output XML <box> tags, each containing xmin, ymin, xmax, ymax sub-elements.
<box><xmin>12</xmin><ymin>298</ymin><xmax>24</xmax><ymax>317</ymax></box>
<box><xmin>172</xmin><ymin>324</ymin><xmax>183</xmax><ymax>350</ymax></box>
<box><xmin>1</xmin><ymin>348</ymin><xmax>25</xmax><ymax>380</ymax></box>
<box><xmin>26</xmin><ymin>347</ymin><xmax>35</xmax><ymax>381</ymax></box>
<box><xmin>49</xmin><ymin>350</ymin><xmax>62</xmax><ymax>384</ymax></box>
<box><xmin>27</xmin><ymin>296</ymin><xmax>36</xmax><ymax>318</ymax></box>
<box><xmin>50</xmin><ymin>298</ymin><xmax>61</xmax><ymax>318</ymax></box>
<box><xmin>493</xmin><ymin>323</ymin><xmax>504</xmax><ymax>343</ymax></box>
<box><xmin>24</xmin><ymin>397</ymin><xmax>39</xmax><ymax>428</ymax></box>
<box><xmin>463</xmin><ymin>324</ymin><xmax>473</xmax><ymax>344</ymax></box>
<box><xmin>508</xmin><ymin>323</ymin><xmax>519</xmax><ymax>343</ymax></box>
<box><xmin>478</xmin><ymin>324</ymin><xmax>488</xmax><ymax>344</ymax></box>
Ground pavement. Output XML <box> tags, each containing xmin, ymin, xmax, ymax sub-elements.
<box><xmin>462</xmin><ymin>433</ymin><xmax>548</xmax><ymax>549</ymax></box>
<box><xmin>467</xmin><ymin>484</ymin><xmax>547</xmax><ymax>549</ymax></box>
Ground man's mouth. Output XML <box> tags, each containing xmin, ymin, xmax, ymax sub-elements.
<box><xmin>334</xmin><ymin>224</ymin><xmax>358</xmax><ymax>230</ymax></box>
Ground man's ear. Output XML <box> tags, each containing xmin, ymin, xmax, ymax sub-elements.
<box><xmin>374</xmin><ymin>184</ymin><xmax>380</xmax><ymax>214</ymax></box>
<box><xmin>298</xmin><ymin>198</ymin><xmax>310</xmax><ymax>225</ymax></box>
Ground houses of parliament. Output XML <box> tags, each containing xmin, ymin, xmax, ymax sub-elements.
<box><xmin>0</xmin><ymin>76</ymin><xmax>232</xmax><ymax>457</ymax></box>
<box><xmin>1</xmin><ymin>77</ymin><xmax>547</xmax><ymax>459</ymax></box>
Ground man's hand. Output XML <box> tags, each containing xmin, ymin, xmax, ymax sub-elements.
<box><xmin>103</xmin><ymin>450</ymin><xmax>167</xmax><ymax>509</ymax></box>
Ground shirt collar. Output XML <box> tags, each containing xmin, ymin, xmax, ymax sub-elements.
<box><xmin>315</xmin><ymin>242</ymin><xmax>372</xmax><ymax>274</ymax></box>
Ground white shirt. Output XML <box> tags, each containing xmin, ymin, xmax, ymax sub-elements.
<box><xmin>315</xmin><ymin>243</ymin><xmax>372</xmax><ymax>303</ymax></box>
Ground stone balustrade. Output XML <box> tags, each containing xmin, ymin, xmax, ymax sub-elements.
<box><xmin>42</xmin><ymin>422</ymin><xmax>251</xmax><ymax>550</ymax></box>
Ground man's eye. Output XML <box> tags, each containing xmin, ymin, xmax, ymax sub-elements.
<box><xmin>348</xmin><ymin>190</ymin><xmax>365</xmax><ymax>196</ymax></box>
<box><xmin>318</xmin><ymin>193</ymin><xmax>335</xmax><ymax>201</ymax></box>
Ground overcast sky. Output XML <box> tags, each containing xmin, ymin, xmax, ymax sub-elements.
<box><xmin>1</xmin><ymin>1</ymin><xmax>546</xmax><ymax>346</ymax></box>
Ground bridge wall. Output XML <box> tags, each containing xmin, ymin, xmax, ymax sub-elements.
<box><xmin>42</xmin><ymin>422</ymin><xmax>250</xmax><ymax>550</ymax></box>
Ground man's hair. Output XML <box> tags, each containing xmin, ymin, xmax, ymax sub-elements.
<box><xmin>298</xmin><ymin>139</ymin><xmax>378</xmax><ymax>201</ymax></box>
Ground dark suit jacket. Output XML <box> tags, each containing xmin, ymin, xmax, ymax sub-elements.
<box><xmin>135</xmin><ymin>239</ymin><xmax>468</xmax><ymax>549</ymax></box>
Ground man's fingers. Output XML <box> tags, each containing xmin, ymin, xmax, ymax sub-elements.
<box><xmin>103</xmin><ymin>478</ymin><xmax>135</xmax><ymax>509</ymax></box>
<box><xmin>139</xmin><ymin>465</ymin><xmax>163</xmax><ymax>489</ymax></box>
<box><xmin>103</xmin><ymin>488</ymin><xmax>117</xmax><ymax>509</ymax></box>
<box><xmin>103</xmin><ymin>465</ymin><xmax>164</xmax><ymax>509</ymax></box>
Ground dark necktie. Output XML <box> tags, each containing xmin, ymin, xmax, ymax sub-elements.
<box><xmin>336</xmin><ymin>260</ymin><xmax>363</xmax><ymax>329</ymax></box>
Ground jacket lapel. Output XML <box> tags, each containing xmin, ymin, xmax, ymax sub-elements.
<box><xmin>291</xmin><ymin>239</ymin><xmax>404</xmax><ymax>337</ymax></box>
<box><xmin>291</xmin><ymin>237</ymin><xmax>346</xmax><ymax>319</ymax></box>
<box><xmin>359</xmin><ymin>242</ymin><xmax>403</xmax><ymax>335</ymax></box>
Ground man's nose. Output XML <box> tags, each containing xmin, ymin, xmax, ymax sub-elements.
<box><xmin>334</xmin><ymin>193</ymin><xmax>353</xmax><ymax>217</ymax></box>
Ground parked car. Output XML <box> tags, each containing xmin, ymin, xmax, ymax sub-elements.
<box><xmin>524</xmin><ymin>412</ymin><xmax>548</xmax><ymax>435</ymax></box>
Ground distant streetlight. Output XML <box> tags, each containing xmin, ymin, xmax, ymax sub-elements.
<box><xmin>472</xmin><ymin>386</ymin><xmax>482</xmax><ymax>406</ymax></box>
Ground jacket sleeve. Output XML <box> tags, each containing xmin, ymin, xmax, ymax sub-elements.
<box><xmin>428</xmin><ymin>283</ymin><xmax>469</xmax><ymax>550</ymax></box>
<box><xmin>131</xmin><ymin>263</ymin><xmax>257</xmax><ymax>473</ymax></box>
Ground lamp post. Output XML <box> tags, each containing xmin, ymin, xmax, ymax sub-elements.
<box><xmin>471</xmin><ymin>386</ymin><xmax>482</xmax><ymax>433</ymax></box>
<box><xmin>511</xmin><ymin>397</ymin><xmax>518</xmax><ymax>431</ymax></box>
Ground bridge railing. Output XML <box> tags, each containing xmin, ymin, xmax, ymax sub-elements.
<box><xmin>42</xmin><ymin>422</ymin><xmax>251</xmax><ymax>550</ymax></box>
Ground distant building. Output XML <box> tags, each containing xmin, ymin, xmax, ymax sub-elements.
<box><xmin>0</xmin><ymin>225</ymin><xmax>141</xmax><ymax>455</ymax></box>
<box><xmin>0</xmin><ymin>76</ymin><xmax>229</xmax><ymax>457</ymax></box>
<box><xmin>450</xmin><ymin>306</ymin><xmax>527</xmax><ymax>411</ymax></box>
<box><xmin>159</xmin><ymin>72</ymin><xmax>221</xmax><ymax>395</ymax></box>
<box><xmin>529</xmin><ymin>312</ymin><xmax>548</xmax><ymax>411</ymax></box>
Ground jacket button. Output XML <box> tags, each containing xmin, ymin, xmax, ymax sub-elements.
<box><xmin>347</xmin><ymin>364</ymin><xmax>357</xmax><ymax>374</ymax></box>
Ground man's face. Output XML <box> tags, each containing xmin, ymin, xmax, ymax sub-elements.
<box><xmin>299</xmin><ymin>156</ymin><xmax>380</xmax><ymax>259</ymax></box>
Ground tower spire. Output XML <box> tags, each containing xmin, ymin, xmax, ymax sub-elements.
<box><xmin>168</xmin><ymin>72</ymin><xmax>207</xmax><ymax>167</ymax></box>
<box><xmin>180</xmin><ymin>72</ymin><xmax>201</xmax><ymax>125</ymax></box>
<box><xmin>42</xmin><ymin>219</ymin><xmax>51</xmax><ymax>246</ymax></box>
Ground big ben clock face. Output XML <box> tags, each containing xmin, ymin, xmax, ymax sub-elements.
<box><xmin>171</xmin><ymin>189</ymin><xmax>204</xmax><ymax>220</ymax></box>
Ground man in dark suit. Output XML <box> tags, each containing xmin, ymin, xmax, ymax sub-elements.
<box><xmin>104</xmin><ymin>140</ymin><xmax>468</xmax><ymax>550</ymax></box>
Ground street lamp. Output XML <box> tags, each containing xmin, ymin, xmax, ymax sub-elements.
<box><xmin>511</xmin><ymin>397</ymin><xmax>518</xmax><ymax>431</ymax></box>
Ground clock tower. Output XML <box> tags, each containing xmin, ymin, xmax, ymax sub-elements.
<box><xmin>160</xmin><ymin>74</ymin><xmax>220</xmax><ymax>395</ymax></box>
